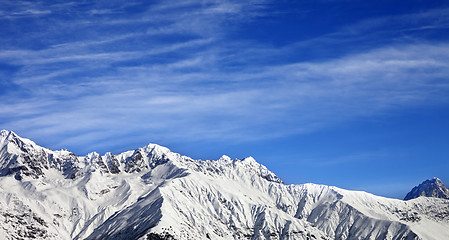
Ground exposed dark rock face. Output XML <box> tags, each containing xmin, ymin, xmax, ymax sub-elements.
<box><xmin>146</xmin><ymin>232</ymin><xmax>177</xmax><ymax>240</ymax></box>
<box><xmin>124</xmin><ymin>150</ymin><xmax>145</xmax><ymax>173</ymax></box>
<box><xmin>105</xmin><ymin>153</ymin><xmax>121</xmax><ymax>174</ymax></box>
<box><xmin>404</xmin><ymin>177</ymin><xmax>449</xmax><ymax>200</ymax></box>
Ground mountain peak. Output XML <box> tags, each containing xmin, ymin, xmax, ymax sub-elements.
<box><xmin>432</xmin><ymin>177</ymin><xmax>443</xmax><ymax>183</ymax></box>
<box><xmin>0</xmin><ymin>129</ymin><xmax>17</xmax><ymax>142</ymax></box>
<box><xmin>0</xmin><ymin>130</ymin><xmax>283</xmax><ymax>185</ymax></box>
<box><xmin>0</xmin><ymin>129</ymin><xmax>9</xmax><ymax>136</ymax></box>
<box><xmin>404</xmin><ymin>177</ymin><xmax>449</xmax><ymax>200</ymax></box>
<box><xmin>0</xmin><ymin>130</ymin><xmax>41</xmax><ymax>150</ymax></box>
<box><xmin>1</xmin><ymin>129</ymin><xmax>21</xmax><ymax>139</ymax></box>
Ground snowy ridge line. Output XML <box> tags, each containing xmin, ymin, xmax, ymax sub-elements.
<box><xmin>0</xmin><ymin>130</ymin><xmax>282</xmax><ymax>184</ymax></box>
<box><xmin>0</xmin><ymin>129</ymin><xmax>449</xmax><ymax>240</ymax></box>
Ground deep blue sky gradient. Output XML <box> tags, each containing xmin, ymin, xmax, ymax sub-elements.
<box><xmin>1</xmin><ymin>0</ymin><xmax>449</xmax><ymax>198</ymax></box>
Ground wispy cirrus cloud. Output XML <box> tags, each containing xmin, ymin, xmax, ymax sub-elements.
<box><xmin>2</xmin><ymin>41</ymin><xmax>448</xmax><ymax>153</ymax></box>
<box><xmin>0</xmin><ymin>37</ymin><xmax>213</xmax><ymax>66</ymax></box>
<box><xmin>0</xmin><ymin>0</ymin><xmax>53</xmax><ymax>19</ymax></box>
<box><xmin>0</xmin><ymin>0</ymin><xmax>448</xmax><ymax>155</ymax></box>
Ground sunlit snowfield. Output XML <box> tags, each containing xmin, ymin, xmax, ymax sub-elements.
<box><xmin>0</xmin><ymin>0</ymin><xmax>448</xmax><ymax>201</ymax></box>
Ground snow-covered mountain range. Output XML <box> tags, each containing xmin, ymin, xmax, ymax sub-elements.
<box><xmin>0</xmin><ymin>130</ymin><xmax>448</xmax><ymax>240</ymax></box>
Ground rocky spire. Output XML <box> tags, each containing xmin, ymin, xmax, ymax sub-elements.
<box><xmin>404</xmin><ymin>177</ymin><xmax>449</xmax><ymax>200</ymax></box>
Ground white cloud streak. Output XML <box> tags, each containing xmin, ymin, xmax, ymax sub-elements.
<box><xmin>2</xmin><ymin>42</ymin><xmax>448</xmax><ymax>153</ymax></box>
<box><xmin>1</xmin><ymin>1</ymin><xmax>448</xmax><ymax>153</ymax></box>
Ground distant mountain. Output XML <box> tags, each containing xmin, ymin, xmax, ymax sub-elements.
<box><xmin>1</xmin><ymin>130</ymin><xmax>449</xmax><ymax>240</ymax></box>
<box><xmin>404</xmin><ymin>177</ymin><xmax>449</xmax><ymax>201</ymax></box>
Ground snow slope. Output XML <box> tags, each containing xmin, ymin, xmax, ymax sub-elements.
<box><xmin>0</xmin><ymin>130</ymin><xmax>448</xmax><ymax>240</ymax></box>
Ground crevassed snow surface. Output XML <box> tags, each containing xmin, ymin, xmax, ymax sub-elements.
<box><xmin>0</xmin><ymin>130</ymin><xmax>448</xmax><ymax>240</ymax></box>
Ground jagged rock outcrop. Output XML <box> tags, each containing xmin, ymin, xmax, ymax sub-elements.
<box><xmin>404</xmin><ymin>177</ymin><xmax>449</xmax><ymax>200</ymax></box>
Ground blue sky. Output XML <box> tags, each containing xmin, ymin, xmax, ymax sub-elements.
<box><xmin>1</xmin><ymin>0</ymin><xmax>448</xmax><ymax>198</ymax></box>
